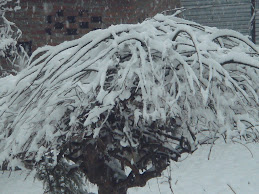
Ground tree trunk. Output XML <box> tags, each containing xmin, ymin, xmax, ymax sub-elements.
<box><xmin>98</xmin><ymin>185</ymin><xmax>127</xmax><ymax>194</ymax></box>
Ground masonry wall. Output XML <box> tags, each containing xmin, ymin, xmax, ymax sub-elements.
<box><xmin>6</xmin><ymin>0</ymin><xmax>181</xmax><ymax>54</ymax></box>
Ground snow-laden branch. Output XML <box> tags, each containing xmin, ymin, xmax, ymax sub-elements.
<box><xmin>0</xmin><ymin>0</ymin><xmax>27</xmax><ymax>77</ymax></box>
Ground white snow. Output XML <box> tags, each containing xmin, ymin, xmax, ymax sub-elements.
<box><xmin>129</xmin><ymin>141</ymin><xmax>259</xmax><ymax>194</ymax></box>
<box><xmin>0</xmin><ymin>170</ymin><xmax>43</xmax><ymax>194</ymax></box>
<box><xmin>0</xmin><ymin>141</ymin><xmax>258</xmax><ymax>194</ymax></box>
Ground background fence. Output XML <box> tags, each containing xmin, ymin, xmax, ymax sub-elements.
<box><xmin>181</xmin><ymin>0</ymin><xmax>258</xmax><ymax>44</ymax></box>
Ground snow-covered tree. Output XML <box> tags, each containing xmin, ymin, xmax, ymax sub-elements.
<box><xmin>0</xmin><ymin>13</ymin><xmax>258</xmax><ymax>193</ymax></box>
<box><xmin>0</xmin><ymin>0</ymin><xmax>28</xmax><ymax>77</ymax></box>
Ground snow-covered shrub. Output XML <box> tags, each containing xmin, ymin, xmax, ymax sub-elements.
<box><xmin>0</xmin><ymin>13</ymin><xmax>258</xmax><ymax>193</ymax></box>
<box><xmin>37</xmin><ymin>158</ymin><xmax>87</xmax><ymax>194</ymax></box>
<box><xmin>0</xmin><ymin>0</ymin><xmax>28</xmax><ymax>77</ymax></box>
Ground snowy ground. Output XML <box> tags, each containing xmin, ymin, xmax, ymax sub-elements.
<box><xmin>129</xmin><ymin>141</ymin><xmax>259</xmax><ymax>194</ymax></box>
<box><xmin>0</xmin><ymin>141</ymin><xmax>258</xmax><ymax>194</ymax></box>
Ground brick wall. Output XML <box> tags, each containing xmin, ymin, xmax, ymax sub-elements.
<box><xmin>6</xmin><ymin>0</ymin><xmax>181</xmax><ymax>53</ymax></box>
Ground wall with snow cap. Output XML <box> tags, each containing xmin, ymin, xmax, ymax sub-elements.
<box><xmin>5</xmin><ymin>0</ymin><xmax>180</xmax><ymax>53</ymax></box>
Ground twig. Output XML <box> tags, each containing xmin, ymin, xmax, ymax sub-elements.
<box><xmin>8</xmin><ymin>169</ymin><xmax>12</xmax><ymax>178</ymax></box>
<box><xmin>156</xmin><ymin>178</ymin><xmax>162</xmax><ymax>194</ymax></box>
<box><xmin>186</xmin><ymin>122</ymin><xmax>196</xmax><ymax>142</ymax></box>
<box><xmin>148</xmin><ymin>182</ymin><xmax>151</xmax><ymax>191</ymax></box>
<box><xmin>177</xmin><ymin>153</ymin><xmax>190</xmax><ymax>162</ymax></box>
<box><xmin>227</xmin><ymin>184</ymin><xmax>237</xmax><ymax>194</ymax></box>
<box><xmin>208</xmin><ymin>142</ymin><xmax>214</xmax><ymax>160</ymax></box>
<box><xmin>168</xmin><ymin>164</ymin><xmax>174</xmax><ymax>194</ymax></box>
<box><xmin>208</xmin><ymin>131</ymin><xmax>218</xmax><ymax>160</ymax></box>
<box><xmin>232</xmin><ymin>140</ymin><xmax>253</xmax><ymax>158</ymax></box>
<box><xmin>24</xmin><ymin>170</ymin><xmax>32</xmax><ymax>181</ymax></box>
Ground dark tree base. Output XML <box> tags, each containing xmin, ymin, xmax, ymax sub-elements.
<box><xmin>98</xmin><ymin>186</ymin><xmax>127</xmax><ymax>194</ymax></box>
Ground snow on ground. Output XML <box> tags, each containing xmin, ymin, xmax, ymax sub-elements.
<box><xmin>0</xmin><ymin>141</ymin><xmax>258</xmax><ymax>194</ymax></box>
<box><xmin>129</xmin><ymin>141</ymin><xmax>259</xmax><ymax>194</ymax></box>
<box><xmin>0</xmin><ymin>170</ymin><xmax>43</xmax><ymax>194</ymax></box>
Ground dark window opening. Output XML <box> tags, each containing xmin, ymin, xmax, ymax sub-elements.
<box><xmin>79</xmin><ymin>9</ymin><xmax>88</xmax><ymax>16</ymax></box>
<box><xmin>67</xmin><ymin>28</ymin><xmax>77</xmax><ymax>35</ymax></box>
<box><xmin>79</xmin><ymin>22</ymin><xmax>89</xmax><ymax>29</ymax></box>
<box><xmin>56</xmin><ymin>10</ymin><xmax>64</xmax><ymax>17</ymax></box>
<box><xmin>78</xmin><ymin>10</ymin><xmax>83</xmax><ymax>17</ymax></box>
<box><xmin>46</xmin><ymin>15</ymin><xmax>52</xmax><ymax>24</ymax></box>
<box><xmin>45</xmin><ymin>28</ymin><xmax>51</xmax><ymax>35</ymax></box>
<box><xmin>92</xmin><ymin>28</ymin><xmax>101</xmax><ymax>31</ymax></box>
<box><xmin>54</xmin><ymin>22</ymin><xmax>64</xmax><ymax>29</ymax></box>
<box><xmin>18</xmin><ymin>41</ymin><xmax>32</xmax><ymax>56</ymax></box>
<box><xmin>91</xmin><ymin>16</ymin><xmax>102</xmax><ymax>23</ymax></box>
<box><xmin>67</xmin><ymin>16</ymin><xmax>76</xmax><ymax>23</ymax></box>
<box><xmin>78</xmin><ymin>9</ymin><xmax>88</xmax><ymax>16</ymax></box>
